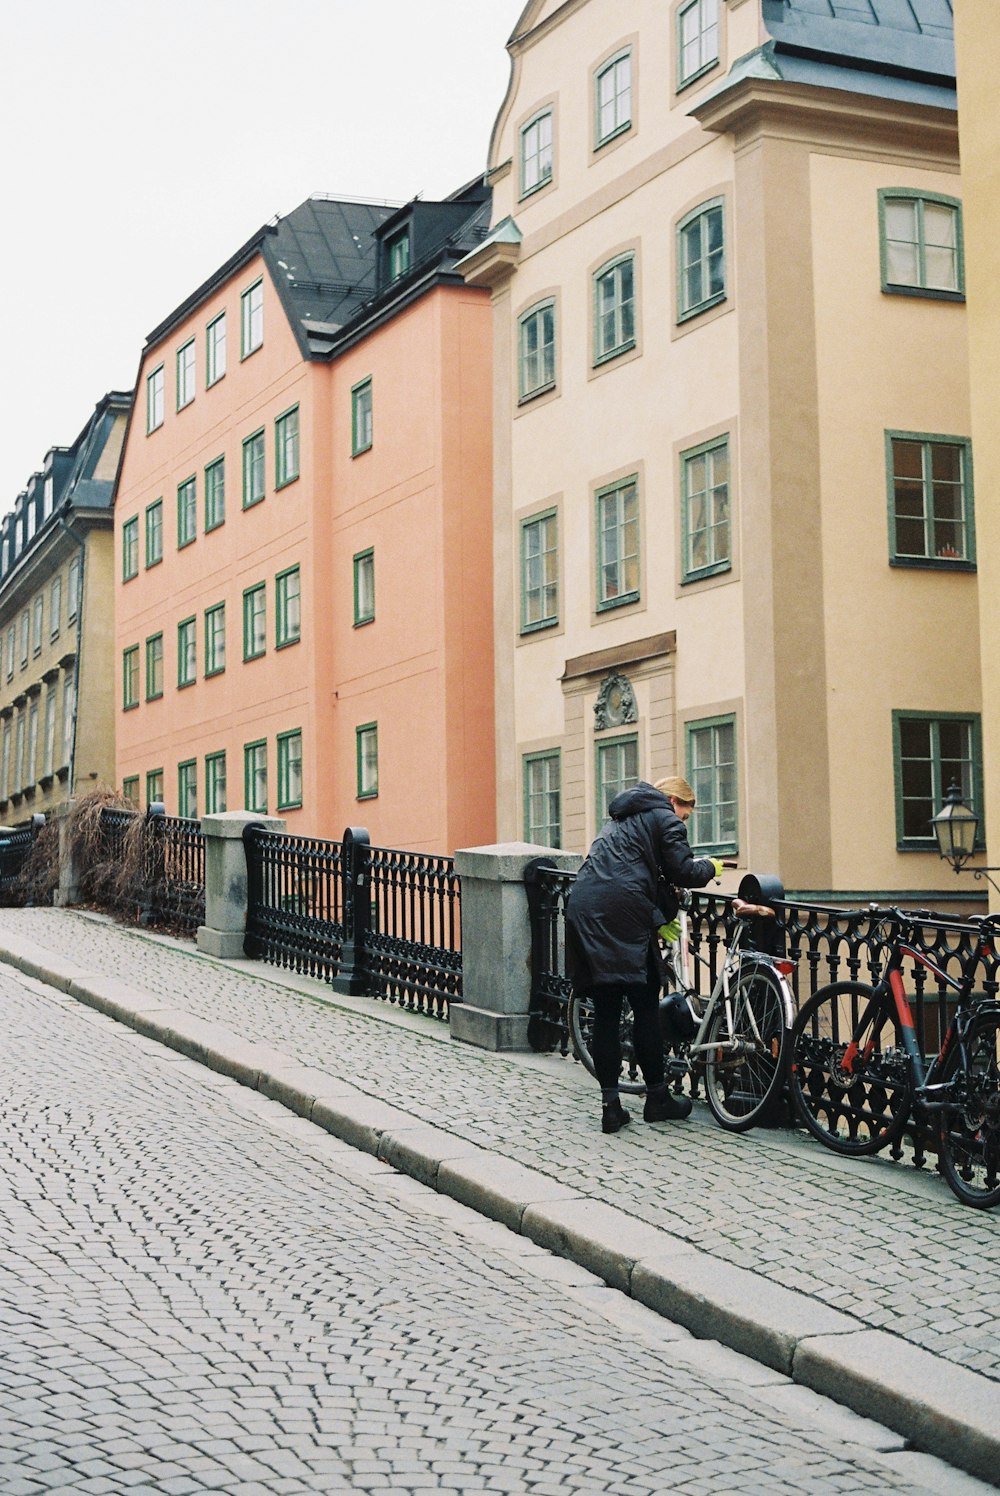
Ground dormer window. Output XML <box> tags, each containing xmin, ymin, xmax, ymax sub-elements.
<box><xmin>387</xmin><ymin>228</ymin><xmax>410</xmax><ymax>282</ymax></box>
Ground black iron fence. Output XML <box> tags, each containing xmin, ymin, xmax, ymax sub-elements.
<box><xmin>0</xmin><ymin>813</ymin><xmax>45</xmax><ymax>897</ymax></box>
<box><xmin>523</xmin><ymin>862</ymin><xmax>1000</xmax><ymax>1166</ymax></box>
<box><xmin>243</xmin><ymin>824</ymin><xmax>461</xmax><ymax>1020</ymax></box>
<box><xmin>94</xmin><ymin>804</ymin><xmax>205</xmax><ymax>935</ymax></box>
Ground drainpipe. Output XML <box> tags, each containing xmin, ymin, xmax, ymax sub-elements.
<box><xmin>56</xmin><ymin>510</ymin><xmax>85</xmax><ymax>799</ymax></box>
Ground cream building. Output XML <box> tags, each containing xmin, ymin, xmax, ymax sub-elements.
<box><xmin>954</xmin><ymin>0</ymin><xmax>1000</xmax><ymax>909</ymax></box>
<box><xmin>0</xmin><ymin>392</ymin><xmax>130</xmax><ymax>821</ymax></box>
<box><xmin>461</xmin><ymin>0</ymin><xmax>977</xmax><ymax>903</ymax></box>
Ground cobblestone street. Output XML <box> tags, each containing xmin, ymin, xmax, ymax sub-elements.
<box><xmin>1</xmin><ymin>954</ymin><xmax>992</xmax><ymax>1495</ymax></box>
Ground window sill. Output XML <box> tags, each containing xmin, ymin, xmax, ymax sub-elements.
<box><xmin>122</xmin><ymin>572</ymin><xmax>138</xmax><ymax>584</ymax></box>
<box><xmin>518</xmin><ymin>382</ymin><xmax>557</xmax><ymax>406</ymax></box>
<box><xmin>352</xmin><ymin>443</ymin><xmax>373</xmax><ymax>458</ymax></box>
<box><xmin>676</xmin><ymin>58</ymin><xmax>721</xmax><ymax>95</ymax></box>
<box><xmin>519</xmin><ymin>174</ymin><xmax>554</xmax><ymax>203</ymax></box>
<box><xmin>123</xmin><ymin>702</ymin><xmax>139</xmax><ymax>713</ymax></box>
<box><xmin>890</xmin><ymin>556</ymin><xmax>976</xmax><ymax>573</ymax></box>
<box><xmin>596</xmin><ymin>592</ymin><xmax>640</xmax><ymax>614</ymax></box>
<box><xmin>146</xmin><ymin>422</ymin><xmax>164</xmax><ymax>437</ymax></box>
<box><xmin>178</xmin><ymin>537</ymin><xmax>196</xmax><ymax>551</ymax></box>
<box><xmin>205</xmin><ymin>666</ymin><xmax>226</xmax><ymax>679</ymax></box>
<box><xmin>275</xmin><ymin>474</ymin><xmax>300</xmax><ymax>493</ymax></box>
<box><xmin>356</xmin><ymin>789</ymin><xmax>379</xmax><ymax>802</ymax></box>
<box><xmin>145</xmin><ymin>558</ymin><xmax>162</xmax><ymax>571</ymax></box>
<box><xmin>593</xmin><ymin>340</ymin><xmax>637</xmax><ymax>370</ymax></box>
<box><xmin>240</xmin><ymin>343</ymin><xmax>263</xmax><ymax>362</ymax></box>
<box><xmin>897</xmin><ymin>840</ymin><xmax>987</xmax><ymax>855</ymax></box>
<box><xmin>353</xmin><ymin>616</ymin><xmax>375</xmax><ymax>629</ymax></box>
<box><xmin>243</xmin><ymin>654</ymin><xmax>266</xmax><ymax>664</ymax></box>
<box><xmin>276</xmin><ymin>636</ymin><xmax>301</xmax><ymax>651</ymax></box>
<box><xmin>176</xmin><ymin>398</ymin><xmax>194</xmax><ymax>414</ymax></box>
<box><xmin>678</xmin><ymin>292</ymin><xmax>726</xmax><ymax>326</ymax></box>
<box><xmin>178</xmin><ymin>680</ymin><xmax>195</xmax><ymax>691</ymax></box>
<box><xmin>682</xmin><ymin>561</ymin><xmax>732</xmax><ymax>585</ymax></box>
<box><xmin>207</xmin><ymin>373</ymin><xmax>226</xmax><ymax>389</ymax></box>
<box><xmin>242</xmin><ymin>494</ymin><xmax>266</xmax><ymax>511</ymax></box>
<box><xmin>205</xmin><ymin>518</ymin><xmax>225</xmax><ymax>535</ymax></box>
<box><xmin>693</xmin><ymin>843</ymin><xmax>738</xmax><ymax>859</ymax></box>
<box><xmin>277</xmin><ymin>799</ymin><xmax>303</xmax><ymax>812</ymax></box>
<box><xmin>882</xmin><ymin>284</ymin><xmax>965</xmax><ymax>304</ymax></box>
<box><xmin>520</xmin><ymin>617</ymin><xmax>559</xmax><ymax>636</ymax></box>
<box><xmin>594</xmin><ymin>122</ymin><xmax>632</xmax><ymax>152</ymax></box>
<box><xmin>146</xmin><ymin>693</ymin><xmax>164</xmax><ymax>703</ymax></box>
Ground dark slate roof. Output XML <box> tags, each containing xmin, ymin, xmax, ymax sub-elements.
<box><xmin>263</xmin><ymin>197</ymin><xmax>400</xmax><ymax>358</ymax></box>
<box><xmin>762</xmin><ymin>0</ymin><xmax>954</xmax><ymax>81</ymax></box>
<box><xmin>62</xmin><ymin>390</ymin><xmax>132</xmax><ymax>512</ymax></box>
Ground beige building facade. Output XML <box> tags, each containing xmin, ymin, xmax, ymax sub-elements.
<box><xmin>0</xmin><ymin>392</ymin><xmax>130</xmax><ymax>822</ymax></box>
<box><xmin>954</xmin><ymin>0</ymin><xmax>1000</xmax><ymax>908</ymax></box>
<box><xmin>462</xmin><ymin>0</ymin><xmax>978</xmax><ymax>903</ymax></box>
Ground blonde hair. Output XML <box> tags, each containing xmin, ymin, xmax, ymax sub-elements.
<box><xmin>655</xmin><ymin>775</ymin><xmax>696</xmax><ymax>805</ymax></box>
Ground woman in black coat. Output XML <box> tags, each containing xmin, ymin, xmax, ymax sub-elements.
<box><xmin>566</xmin><ymin>776</ymin><xmax>721</xmax><ymax>1133</ymax></box>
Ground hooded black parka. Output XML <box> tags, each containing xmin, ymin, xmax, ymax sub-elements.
<box><xmin>565</xmin><ymin>781</ymin><xmax>716</xmax><ymax>991</ymax></box>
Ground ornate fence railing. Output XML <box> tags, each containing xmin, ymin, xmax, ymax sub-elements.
<box><xmin>0</xmin><ymin>813</ymin><xmax>45</xmax><ymax>896</ymax></box>
<box><xmin>243</xmin><ymin>825</ymin><xmax>347</xmax><ymax>981</ymax></box>
<box><xmin>523</xmin><ymin>862</ymin><xmax>999</xmax><ymax>1167</ymax></box>
<box><xmin>242</xmin><ymin>825</ymin><xmax>461</xmax><ymax>1020</ymax></box>
<box><xmin>94</xmin><ymin>804</ymin><xmax>205</xmax><ymax>935</ymax></box>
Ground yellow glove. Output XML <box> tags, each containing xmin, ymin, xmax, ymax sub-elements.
<box><xmin>711</xmin><ymin>859</ymin><xmax>724</xmax><ymax>881</ymax></box>
<box><xmin>658</xmin><ymin>918</ymin><xmax>681</xmax><ymax>944</ymax></box>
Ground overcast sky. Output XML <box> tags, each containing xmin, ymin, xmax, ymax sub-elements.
<box><xmin>0</xmin><ymin>0</ymin><xmax>524</xmax><ymax>506</ymax></box>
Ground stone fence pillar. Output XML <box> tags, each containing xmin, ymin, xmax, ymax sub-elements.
<box><xmin>450</xmin><ymin>842</ymin><xmax>582</xmax><ymax>1051</ymax></box>
<box><xmin>52</xmin><ymin>800</ymin><xmax>80</xmax><ymax>908</ymax></box>
<box><xmin>197</xmin><ymin>812</ymin><xmax>285</xmax><ymax>958</ymax></box>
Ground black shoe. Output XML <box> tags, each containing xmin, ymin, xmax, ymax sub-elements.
<box><xmin>601</xmin><ymin>1100</ymin><xmax>632</xmax><ymax>1134</ymax></box>
<box><xmin>643</xmin><ymin>1087</ymin><xmax>693</xmax><ymax>1122</ymax></box>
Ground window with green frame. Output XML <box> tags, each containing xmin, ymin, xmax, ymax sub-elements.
<box><xmin>177</xmin><ymin>476</ymin><xmax>197</xmax><ymax>548</ymax></box>
<box><xmin>145</xmin><ymin>633</ymin><xmax>164</xmax><ymax>701</ymax></box>
<box><xmin>146</xmin><ymin>365</ymin><xmax>164</xmax><ymax>433</ymax></box>
<box><xmin>595</xmin><ymin>49</ymin><xmax>631</xmax><ymax>147</ymax></box>
<box><xmin>145</xmin><ymin>499</ymin><xmax>163</xmax><ymax>567</ymax></box>
<box><xmin>352</xmin><ymin>379</ymin><xmax>373</xmax><ymax>455</ymax></box>
<box><xmin>520</xmin><ymin>109</ymin><xmax>553</xmax><ymax>197</ymax></box>
<box><xmin>122</xmin><ymin>776</ymin><xmax>140</xmax><ymax>808</ymax></box>
<box><xmin>520</xmin><ymin>510</ymin><xmax>558</xmax><ymax>632</ymax></box>
<box><xmin>596</xmin><ymin>476</ymin><xmax>639</xmax><ymax>610</ymax></box>
<box><xmin>122</xmin><ymin>645</ymin><xmax>139</xmax><ymax>710</ymax></box>
<box><xmin>681</xmin><ymin>436</ymin><xmax>730</xmax><ymax>581</ymax></box>
<box><xmin>686</xmin><ymin>714</ymin><xmax>738</xmax><ymax>855</ymax></box>
<box><xmin>205</xmin><ymin>456</ymin><xmax>225</xmax><ymax>531</ymax></box>
<box><xmin>596</xmin><ymin>735</ymin><xmax>638</xmax><ymax>824</ymax></box>
<box><xmin>523</xmin><ymin>750</ymin><xmax>561</xmax><ymax>846</ymax></box>
<box><xmin>241</xmin><ymin>279</ymin><xmax>263</xmax><ymax>357</ymax></box>
<box><xmin>518</xmin><ymin>301</ymin><xmax>555</xmax><ymax>400</ymax></box>
<box><xmin>886</xmin><ymin>432</ymin><xmax>975</xmax><ymax>569</ymax></box>
<box><xmin>206</xmin><ymin>311</ymin><xmax>226</xmax><ymax>385</ymax></box>
<box><xmin>205</xmin><ymin>602</ymin><xmax>226</xmax><ymax>676</ymax></box>
<box><xmin>244</xmin><ymin>739</ymin><xmax>267</xmax><ymax>812</ymax></box>
<box><xmin>353</xmin><ymin>549</ymin><xmax>374</xmax><ymax>626</ymax></box>
<box><xmin>176</xmin><ymin>339</ymin><xmax>196</xmax><ymax>410</ymax></box>
<box><xmin>893</xmin><ymin>711</ymin><xmax>983</xmax><ymax>851</ymax></box>
<box><xmin>356</xmin><ymin>723</ymin><xmax>378</xmax><ymax>799</ymax></box>
<box><xmin>277</xmin><ymin>729</ymin><xmax>303</xmax><ymax>810</ymax></box>
<box><xmin>242</xmin><ymin>428</ymin><xmax>265</xmax><ymax>507</ymax></box>
<box><xmin>178</xmin><ymin>759</ymin><xmax>197</xmax><ymax>820</ymax></box>
<box><xmin>243</xmin><ymin>583</ymin><xmax>266</xmax><ymax>660</ymax></box>
<box><xmin>677</xmin><ymin>199</ymin><xmax>725</xmax><ymax>321</ymax></box>
<box><xmin>177</xmin><ymin>617</ymin><xmax>196</xmax><ymax>688</ymax></box>
<box><xmin>122</xmin><ymin>516</ymin><xmax>139</xmax><ymax>581</ymax></box>
<box><xmin>387</xmin><ymin>228</ymin><xmax>410</xmax><ymax>281</ymax></box>
<box><xmin>275</xmin><ymin>406</ymin><xmax>299</xmax><ymax>488</ymax></box>
<box><xmin>146</xmin><ymin>768</ymin><xmax>164</xmax><ymax>807</ymax></box>
<box><xmin>205</xmin><ymin>750</ymin><xmax>227</xmax><ymax>814</ymax></box>
<box><xmin>677</xmin><ymin>0</ymin><xmax>719</xmax><ymax>88</ymax></box>
<box><xmin>879</xmin><ymin>190</ymin><xmax>964</xmax><ymax>299</ymax></box>
<box><xmin>593</xmin><ymin>255</ymin><xmax>635</xmax><ymax>365</ymax></box>
<box><xmin>276</xmin><ymin>566</ymin><xmax>301</xmax><ymax>647</ymax></box>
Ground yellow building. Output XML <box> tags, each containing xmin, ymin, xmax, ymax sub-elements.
<box><xmin>0</xmin><ymin>392</ymin><xmax>130</xmax><ymax>820</ymax></box>
<box><xmin>954</xmin><ymin>0</ymin><xmax>1000</xmax><ymax>907</ymax></box>
<box><xmin>461</xmin><ymin>0</ymin><xmax>978</xmax><ymax>905</ymax></box>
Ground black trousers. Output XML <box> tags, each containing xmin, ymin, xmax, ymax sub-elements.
<box><xmin>587</xmin><ymin>952</ymin><xmax>664</xmax><ymax>1092</ymax></box>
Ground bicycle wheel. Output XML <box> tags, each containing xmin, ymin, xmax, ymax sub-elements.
<box><xmin>938</xmin><ymin>1008</ymin><xmax>1000</xmax><ymax>1209</ymax></box>
<box><xmin>566</xmin><ymin>991</ymin><xmax>645</xmax><ymax>1094</ymax></box>
<box><xmin>789</xmin><ymin>982</ymin><xmax>913</xmax><ymax>1156</ymax></box>
<box><xmin>703</xmin><ymin>962</ymin><xmax>790</xmax><ymax>1131</ymax></box>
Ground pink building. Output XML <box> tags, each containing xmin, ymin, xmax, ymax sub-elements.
<box><xmin>115</xmin><ymin>184</ymin><xmax>495</xmax><ymax>853</ymax></box>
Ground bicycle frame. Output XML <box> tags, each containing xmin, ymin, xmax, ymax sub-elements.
<box><xmin>840</xmin><ymin>921</ymin><xmax>994</xmax><ymax>1110</ymax></box>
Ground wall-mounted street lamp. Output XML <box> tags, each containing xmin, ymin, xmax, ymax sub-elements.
<box><xmin>932</xmin><ymin>781</ymin><xmax>1000</xmax><ymax>895</ymax></box>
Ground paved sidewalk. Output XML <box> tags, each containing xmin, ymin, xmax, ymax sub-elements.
<box><xmin>1</xmin><ymin>906</ymin><xmax>998</xmax><ymax>1486</ymax></box>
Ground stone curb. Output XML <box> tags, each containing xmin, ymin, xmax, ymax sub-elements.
<box><xmin>1</xmin><ymin>934</ymin><xmax>998</xmax><ymax>1487</ymax></box>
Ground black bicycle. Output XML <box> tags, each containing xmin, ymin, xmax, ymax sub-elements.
<box><xmin>789</xmin><ymin>906</ymin><xmax>1000</xmax><ymax>1208</ymax></box>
